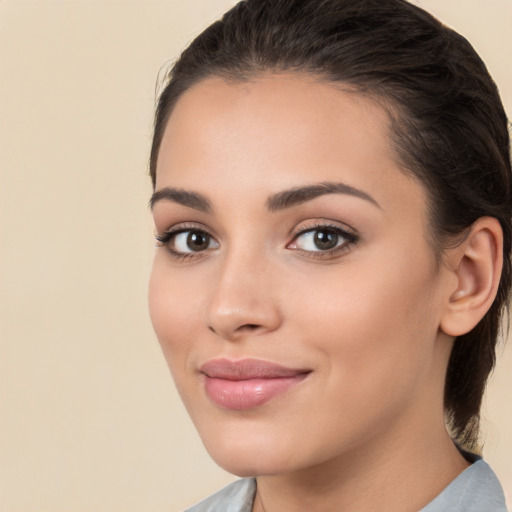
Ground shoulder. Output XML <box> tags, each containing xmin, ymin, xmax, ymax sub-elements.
<box><xmin>420</xmin><ymin>458</ymin><xmax>508</xmax><ymax>512</ymax></box>
<box><xmin>184</xmin><ymin>478</ymin><xmax>256</xmax><ymax>512</ymax></box>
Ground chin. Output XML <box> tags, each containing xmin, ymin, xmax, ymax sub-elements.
<box><xmin>198</xmin><ymin>423</ymin><xmax>301</xmax><ymax>477</ymax></box>
<box><xmin>208</xmin><ymin>450</ymin><xmax>291</xmax><ymax>478</ymax></box>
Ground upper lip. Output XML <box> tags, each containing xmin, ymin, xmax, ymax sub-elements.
<box><xmin>200</xmin><ymin>358</ymin><xmax>311</xmax><ymax>380</ymax></box>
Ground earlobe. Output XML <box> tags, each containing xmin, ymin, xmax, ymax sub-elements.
<box><xmin>440</xmin><ymin>217</ymin><xmax>503</xmax><ymax>337</ymax></box>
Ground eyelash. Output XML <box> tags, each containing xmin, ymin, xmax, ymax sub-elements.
<box><xmin>288</xmin><ymin>222</ymin><xmax>359</xmax><ymax>260</ymax></box>
<box><xmin>155</xmin><ymin>222</ymin><xmax>359</xmax><ymax>261</ymax></box>
<box><xmin>155</xmin><ymin>224</ymin><xmax>216</xmax><ymax>262</ymax></box>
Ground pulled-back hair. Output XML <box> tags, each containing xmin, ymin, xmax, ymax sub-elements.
<box><xmin>150</xmin><ymin>0</ymin><xmax>512</xmax><ymax>451</ymax></box>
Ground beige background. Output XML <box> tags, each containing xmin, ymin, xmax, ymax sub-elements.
<box><xmin>0</xmin><ymin>1</ymin><xmax>510</xmax><ymax>511</ymax></box>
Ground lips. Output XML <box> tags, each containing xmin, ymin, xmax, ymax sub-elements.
<box><xmin>200</xmin><ymin>358</ymin><xmax>311</xmax><ymax>410</ymax></box>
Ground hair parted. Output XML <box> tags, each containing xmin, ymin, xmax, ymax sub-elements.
<box><xmin>150</xmin><ymin>0</ymin><xmax>512</xmax><ymax>451</ymax></box>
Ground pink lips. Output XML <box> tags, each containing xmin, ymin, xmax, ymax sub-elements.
<box><xmin>200</xmin><ymin>358</ymin><xmax>310</xmax><ymax>410</ymax></box>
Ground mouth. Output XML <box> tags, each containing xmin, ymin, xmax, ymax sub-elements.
<box><xmin>199</xmin><ymin>358</ymin><xmax>311</xmax><ymax>410</ymax></box>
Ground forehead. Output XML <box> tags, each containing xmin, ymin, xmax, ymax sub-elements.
<box><xmin>156</xmin><ymin>73</ymin><xmax>426</xmax><ymax>219</ymax></box>
<box><xmin>161</xmin><ymin>74</ymin><xmax>391</xmax><ymax>152</ymax></box>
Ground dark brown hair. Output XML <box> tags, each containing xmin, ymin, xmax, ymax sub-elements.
<box><xmin>150</xmin><ymin>0</ymin><xmax>512</xmax><ymax>451</ymax></box>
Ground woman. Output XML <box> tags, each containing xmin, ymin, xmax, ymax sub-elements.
<box><xmin>148</xmin><ymin>0</ymin><xmax>511</xmax><ymax>510</ymax></box>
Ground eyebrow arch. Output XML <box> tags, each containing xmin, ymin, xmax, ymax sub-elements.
<box><xmin>266</xmin><ymin>181</ymin><xmax>381</xmax><ymax>211</ymax></box>
<box><xmin>149</xmin><ymin>187</ymin><xmax>212</xmax><ymax>212</ymax></box>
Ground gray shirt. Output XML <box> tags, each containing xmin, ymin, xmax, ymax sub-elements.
<box><xmin>185</xmin><ymin>459</ymin><xmax>508</xmax><ymax>512</ymax></box>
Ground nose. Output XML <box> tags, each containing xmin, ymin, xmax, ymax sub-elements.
<box><xmin>204</xmin><ymin>249</ymin><xmax>283</xmax><ymax>341</ymax></box>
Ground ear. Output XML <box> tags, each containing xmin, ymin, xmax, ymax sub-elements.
<box><xmin>440</xmin><ymin>217</ymin><xmax>503</xmax><ymax>337</ymax></box>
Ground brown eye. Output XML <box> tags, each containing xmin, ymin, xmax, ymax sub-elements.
<box><xmin>287</xmin><ymin>223</ymin><xmax>359</xmax><ymax>259</ymax></box>
<box><xmin>312</xmin><ymin>229</ymin><xmax>339</xmax><ymax>250</ymax></box>
<box><xmin>185</xmin><ymin>231</ymin><xmax>211</xmax><ymax>251</ymax></box>
<box><xmin>157</xmin><ymin>228</ymin><xmax>219</xmax><ymax>255</ymax></box>
<box><xmin>292</xmin><ymin>227</ymin><xmax>345</xmax><ymax>252</ymax></box>
<box><xmin>172</xmin><ymin>230</ymin><xmax>218</xmax><ymax>253</ymax></box>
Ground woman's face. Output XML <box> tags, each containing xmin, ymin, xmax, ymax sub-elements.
<box><xmin>149</xmin><ymin>75</ymin><xmax>455</xmax><ymax>476</ymax></box>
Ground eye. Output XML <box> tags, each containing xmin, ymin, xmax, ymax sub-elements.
<box><xmin>288</xmin><ymin>224</ymin><xmax>357</xmax><ymax>256</ymax></box>
<box><xmin>156</xmin><ymin>227</ymin><xmax>219</xmax><ymax>256</ymax></box>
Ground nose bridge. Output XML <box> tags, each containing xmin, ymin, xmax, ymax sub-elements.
<box><xmin>205</xmin><ymin>239</ymin><xmax>281</xmax><ymax>340</ymax></box>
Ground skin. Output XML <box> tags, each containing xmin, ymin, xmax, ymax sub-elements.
<box><xmin>149</xmin><ymin>74</ymin><xmax>473</xmax><ymax>511</ymax></box>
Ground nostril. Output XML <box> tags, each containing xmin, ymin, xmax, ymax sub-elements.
<box><xmin>207</xmin><ymin>323</ymin><xmax>262</xmax><ymax>338</ymax></box>
<box><xmin>240</xmin><ymin>324</ymin><xmax>260</xmax><ymax>330</ymax></box>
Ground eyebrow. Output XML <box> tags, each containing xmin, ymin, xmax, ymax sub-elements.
<box><xmin>149</xmin><ymin>187</ymin><xmax>212</xmax><ymax>212</ymax></box>
<box><xmin>149</xmin><ymin>181</ymin><xmax>381</xmax><ymax>213</ymax></box>
<box><xmin>266</xmin><ymin>181</ymin><xmax>381</xmax><ymax>211</ymax></box>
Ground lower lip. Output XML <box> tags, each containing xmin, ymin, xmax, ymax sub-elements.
<box><xmin>203</xmin><ymin>374</ymin><xmax>308</xmax><ymax>410</ymax></box>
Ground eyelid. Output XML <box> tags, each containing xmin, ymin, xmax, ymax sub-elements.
<box><xmin>155</xmin><ymin>219</ymin><xmax>358</xmax><ymax>261</ymax></box>
<box><xmin>287</xmin><ymin>220</ymin><xmax>359</xmax><ymax>258</ymax></box>
<box><xmin>156</xmin><ymin>220</ymin><xmax>211</xmax><ymax>235</ymax></box>
<box><xmin>290</xmin><ymin>219</ymin><xmax>358</xmax><ymax>240</ymax></box>
<box><xmin>155</xmin><ymin>221</ymin><xmax>217</xmax><ymax>242</ymax></box>
<box><xmin>155</xmin><ymin>222</ymin><xmax>219</xmax><ymax>260</ymax></box>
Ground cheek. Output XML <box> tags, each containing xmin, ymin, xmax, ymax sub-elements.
<box><xmin>292</xmin><ymin>245</ymin><xmax>440</xmax><ymax>388</ymax></box>
<box><xmin>278</xmin><ymin>255</ymin><xmax>442</xmax><ymax>456</ymax></box>
<box><xmin>148</xmin><ymin>256</ymin><xmax>204</xmax><ymax>370</ymax></box>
